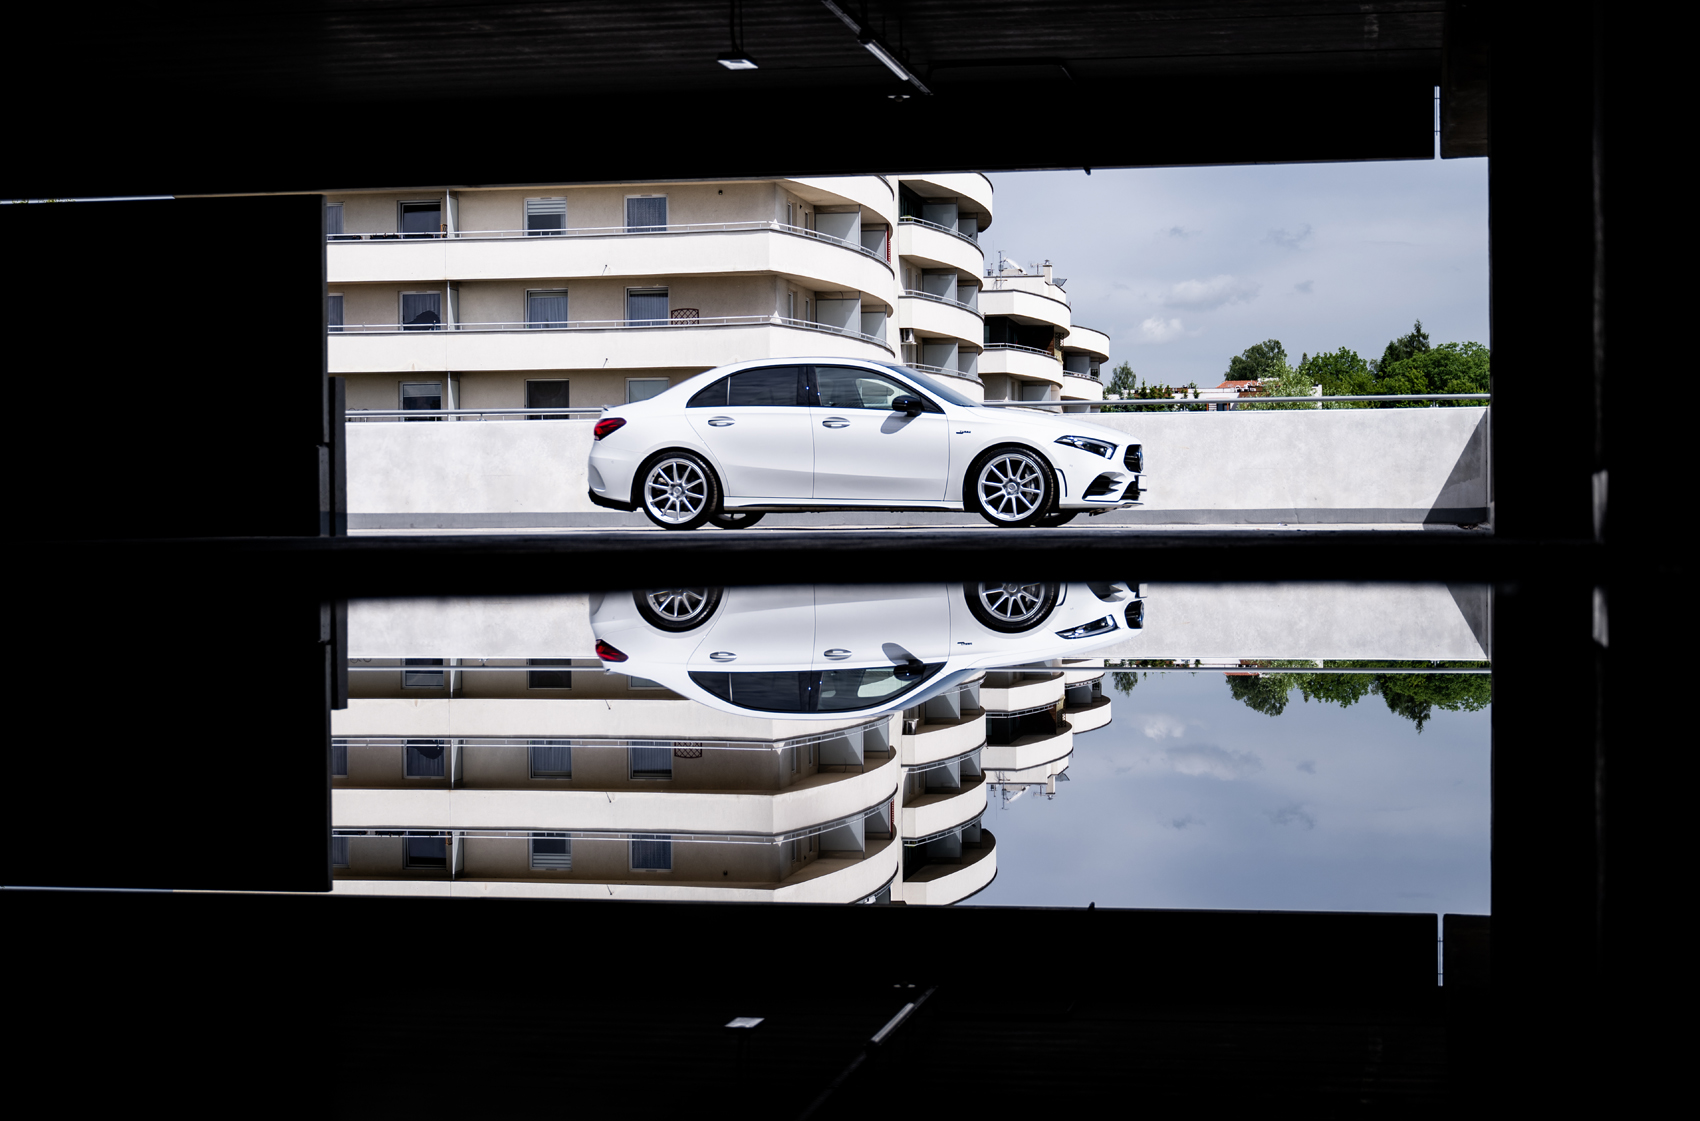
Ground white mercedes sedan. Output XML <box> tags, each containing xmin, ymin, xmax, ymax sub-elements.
<box><xmin>586</xmin><ymin>357</ymin><xmax>1144</xmax><ymax>529</ymax></box>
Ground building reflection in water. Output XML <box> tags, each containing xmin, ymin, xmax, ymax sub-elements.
<box><xmin>333</xmin><ymin>581</ymin><xmax>1140</xmax><ymax>905</ymax></box>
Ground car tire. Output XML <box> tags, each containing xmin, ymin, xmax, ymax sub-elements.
<box><xmin>962</xmin><ymin>581</ymin><xmax>1061</xmax><ymax>633</ymax></box>
<box><xmin>637</xmin><ymin>451</ymin><xmax>719</xmax><ymax>530</ymax></box>
<box><xmin>633</xmin><ymin>587</ymin><xmax>725</xmax><ymax>632</ymax></box>
<box><xmin>708</xmin><ymin>511</ymin><xmax>766</xmax><ymax>530</ymax></box>
<box><xmin>968</xmin><ymin>447</ymin><xmax>1056</xmax><ymax>528</ymax></box>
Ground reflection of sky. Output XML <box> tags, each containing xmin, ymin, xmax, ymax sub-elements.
<box><xmin>972</xmin><ymin>671</ymin><xmax>1490</xmax><ymax>914</ymax></box>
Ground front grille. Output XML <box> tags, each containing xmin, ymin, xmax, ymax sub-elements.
<box><xmin>1123</xmin><ymin>444</ymin><xmax>1144</xmax><ymax>472</ymax></box>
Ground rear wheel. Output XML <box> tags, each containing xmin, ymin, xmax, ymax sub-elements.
<box><xmin>708</xmin><ymin>511</ymin><xmax>766</xmax><ymax>530</ymax></box>
<box><xmin>638</xmin><ymin>452</ymin><xmax>718</xmax><ymax>530</ymax></box>
<box><xmin>970</xmin><ymin>448</ymin><xmax>1055</xmax><ymax>528</ymax></box>
<box><xmin>962</xmin><ymin>581</ymin><xmax>1061</xmax><ymax>633</ymax></box>
<box><xmin>633</xmin><ymin>587</ymin><xmax>724</xmax><ymax>632</ymax></box>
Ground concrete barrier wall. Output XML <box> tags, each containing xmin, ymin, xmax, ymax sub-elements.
<box><xmin>350</xmin><ymin>584</ymin><xmax>1490</xmax><ymax>663</ymax></box>
<box><xmin>347</xmin><ymin>407</ymin><xmax>1488</xmax><ymax>528</ymax></box>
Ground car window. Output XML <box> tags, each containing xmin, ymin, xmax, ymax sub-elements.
<box><xmin>689</xmin><ymin>665</ymin><xmax>944</xmax><ymax>713</ymax></box>
<box><xmin>728</xmin><ymin>366</ymin><xmax>804</xmax><ymax>407</ymax></box>
<box><xmin>686</xmin><ymin>377</ymin><xmax>728</xmax><ymax>408</ymax></box>
<box><xmin>814</xmin><ymin>366</ymin><xmax>936</xmax><ymax>411</ymax></box>
<box><xmin>884</xmin><ymin>364</ymin><xmax>980</xmax><ymax>408</ymax></box>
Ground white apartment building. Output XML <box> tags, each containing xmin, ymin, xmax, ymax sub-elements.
<box><xmin>324</xmin><ymin>174</ymin><xmax>1110</xmax><ymax>414</ymax></box>
<box><xmin>328</xmin><ymin>600</ymin><xmax>1113</xmax><ymax>905</ymax></box>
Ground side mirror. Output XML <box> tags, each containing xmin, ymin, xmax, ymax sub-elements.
<box><xmin>891</xmin><ymin>395</ymin><xmax>925</xmax><ymax>416</ymax></box>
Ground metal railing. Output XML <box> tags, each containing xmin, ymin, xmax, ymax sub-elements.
<box><xmin>330</xmin><ymin>313</ymin><xmax>895</xmax><ymax>353</ymax></box>
<box><xmin>328</xmin><ymin>219</ymin><xmax>892</xmax><ymax>265</ymax></box>
<box><xmin>901</xmin><ymin>288</ymin><xmax>982</xmax><ymax>316</ymax></box>
<box><xmin>1062</xmin><ymin>370</ymin><xmax>1101</xmax><ymax>383</ymax></box>
<box><xmin>981</xmin><ymin>342</ymin><xmax>1062</xmax><ymax>362</ymax></box>
<box><xmin>904</xmin><ymin>361</ymin><xmax>983</xmax><ymax>384</ymax></box>
<box><xmin>896</xmin><ymin>214</ymin><xmax>982</xmax><ymax>248</ymax></box>
<box><xmin>348</xmin><ymin>407</ymin><xmax>603</xmax><ymax>421</ymax></box>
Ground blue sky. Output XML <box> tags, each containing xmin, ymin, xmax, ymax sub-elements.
<box><xmin>982</xmin><ymin>154</ymin><xmax>1490</xmax><ymax>388</ymax></box>
<box><xmin>971</xmin><ymin>669</ymin><xmax>1491</xmax><ymax>915</ymax></box>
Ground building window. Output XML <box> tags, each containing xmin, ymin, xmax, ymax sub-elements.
<box><xmin>527</xmin><ymin>658</ymin><xmax>573</xmax><ymax>688</ymax></box>
<box><xmin>405</xmin><ymin>833</ymin><xmax>447</xmax><ymax>868</ymax></box>
<box><xmin>525</xmin><ymin>197</ymin><xmax>566</xmax><ymax>235</ymax></box>
<box><xmin>626</xmin><ymin>288</ymin><xmax>668</xmax><ymax>325</ymax></box>
<box><xmin>626</xmin><ymin>196</ymin><xmax>667</xmax><ymax>232</ymax></box>
<box><xmin>626</xmin><ymin>378</ymin><xmax>669</xmax><ymax>403</ymax></box>
<box><xmin>331</xmin><ymin>835</ymin><xmax>350</xmax><ymax>868</ymax></box>
<box><xmin>400</xmin><ymin>292</ymin><xmax>441</xmax><ymax>330</ymax></box>
<box><xmin>526</xmin><ymin>289</ymin><xmax>568</xmax><ymax>328</ymax></box>
<box><xmin>404</xmin><ymin>739</ymin><xmax>446</xmax><ymax>778</ymax></box>
<box><xmin>327</xmin><ymin>294</ymin><xmax>344</xmax><ymax>333</ymax></box>
<box><xmin>399</xmin><ymin>200</ymin><xmax>441</xmax><ymax>238</ymax></box>
<box><xmin>332</xmin><ymin>741</ymin><xmax>348</xmax><ymax>777</ymax></box>
<box><xmin>326</xmin><ymin>203</ymin><xmax>346</xmax><ymax>237</ymax></box>
<box><xmin>402</xmin><ymin>657</ymin><xmax>445</xmax><ymax>686</ymax></box>
<box><xmin>630</xmin><ymin>834</ymin><xmax>672</xmax><ymax>870</ymax></box>
<box><xmin>530</xmin><ymin>833</ymin><xmax>572</xmax><ymax>870</ymax></box>
<box><xmin>529</xmin><ymin>740</ymin><xmax>573</xmax><ymax>778</ymax></box>
<box><xmin>525</xmin><ymin>380</ymin><xmax>570</xmax><ymax>418</ymax></box>
<box><xmin>400</xmin><ymin>384</ymin><xmax>442</xmax><ymax>419</ymax></box>
<box><xmin>630</xmin><ymin>746</ymin><xmax>673</xmax><ymax>779</ymax></box>
<box><xmin>787</xmin><ymin>290</ymin><xmax>797</xmax><ymax>320</ymax></box>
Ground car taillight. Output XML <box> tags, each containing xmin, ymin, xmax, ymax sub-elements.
<box><xmin>595</xmin><ymin>640</ymin><xmax>628</xmax><ymax>662</ymax></box>
<box><xmin>594</xmin><ymin>417</ymin><xmax>627</xmax><ymax>440</ymax></box>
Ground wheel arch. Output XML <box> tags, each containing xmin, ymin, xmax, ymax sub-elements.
<box><xmin>960</xmin><ymin>440</ymin><xmax>1058</xmax><ymax>515</ymax></box>
<box><xmin>628</xmin><ymin>445</ymin><xmax>728</xmax><ymax>510</ymax></box>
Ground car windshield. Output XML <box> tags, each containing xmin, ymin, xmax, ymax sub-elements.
<box><xmin>688</xmin><ymin>665</ymin><xmax>944</xmax><ymax>713</ymax></box>
<box><xmin>878</xmin><ymin>364</ymin><xmax>981</xmax><ymax>408</ymax></box>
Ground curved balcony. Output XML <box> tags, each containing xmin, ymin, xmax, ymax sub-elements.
<box><xmin>901</xmin><ymin>775</ymin><xmax>988</xmax><ymax>841</ymax></box>
<box><xmin>335</xmin><ymin>698</ymin><xmax>888</xmax><ymax>741</ymax></box>
<box><xmin>898</xmin><ymin>173</ymin><xmax>996</xmax><ymax>224</ymax></box>
<box><xmin>898</xmin><ymin>292</ymin><xmax>983</xmax><ymax>347</ymax></box>
<box><xmin>1066</xmin><ymin>324</ymin><xmax>1111</xmax><ymax>360</ymax></box>
<box><xmin>1062</xmin><ymin>373</ymin><xmax>1105</xmax><ymax>402</ymax></box>
<box><xmin>328</xmin><ymin>315</ymin><xmax>894</xmax><ymax>374</ymax></box>
<box><xmin>786</xmin><ymin>176</ymin><xmax>898</xmax><ymax>224</ymax></box>
<box><xmin>1061</xmin><ymin>665</ymin><xmax>1106</xmax><ymax>684</ymax></box>
<box><xmin>901</xmin><ymin>712</ymin><xmax>986</xmax><ymax>768</ymax></box>
<box><xmin>979</xmin><ymin>285</ymin><xmax>1072</xmax><ymax>331</ymax></box>
<box><xmin>978</xmin><ymin>345</ymin><xmax>1066</xmax><ymax>390</ymax></box>
<box><xmin>1065</xmin><ymin>694</ymin><xmax>1114</xmax><ymax>734</ymax></box>
<box><xmin>330</xmin><ymin>835</ymin><xmax>900</xmax><ymax>904</ymax></box>
<box><xmin>982</xmin><ymin>725</ymin><xmax>1075</xmax><ymax>775</ymax></box>
<box><xmin>896</xmin><ymin>218</ymin><xmax>985</xmax><ymax>277</ymax></box>
<box><xmin>328</xmin><ymin>222</ymin><xmax>894</xmax><ymax>294</ymax></box>
<box><xmin>899</xmin><ymin>830</ymin><xmax>997</xmax><ymax>906</ymax></box>
<box><xmin>979</xmin><ymin>672</ymin><xmax>1064</xmax><ymax>713</ymax></box>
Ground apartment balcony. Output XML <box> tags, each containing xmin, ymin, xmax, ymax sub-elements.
<box><xmin>904</xmin><ymin>362</ymin><xmax>985</xmax><ymax>400</ymax></box>
<box><xmin>901</xmin><ymin>711</ymin><xmax>987</xmax><ymax>768</ymax></box>
<box><xmin>977</xmin><ymin>345</ymin><xmax>1066</xmax><ymax>390</ymax></box>
<box><xmin>978</xmin><ymin>285</ymin><xmax>1072</xmax><ymax>332</ymax></box>
<box><xmin>901</xmin><ymin>774</ymin><xmax>988</xmax><ymax>841</ymax></box>
<box><xmin>897</xmin><ymin>291</ymin><xmax>983</xmax><ymax>347</ymax></box>
<box><xmin>328</xmin><ymin>221</ymin><xmax>894</xmax><ymax>294</ymax></box>
<box><xmin>1066</xmin><ymin>324</ymin><xmax>1111</xmax><ymax>360</ymax></box>
<box><xmin>334</xmin><ymin>697</ymin><xmax>890</xmax><ymax>741</ymax></box>
<box><xmin>899</xmin><ymin>831</ymin><xmax>997</xmax><ymax>906</ymax></box>
<box><xmin>982</xmin><ymin>725</ymin><xmax>1075</xmax><ymax>774</ymax></box>
<box><xmin>328</xmin><ymin>315</ymin><xmax>894</xmax><ymax>374</ymax></box>
<box><xmin>895</xmin><ymin>217</ymin><xmax>985</xmax><ymax>277</ymax></box>
<box><xmin>899</xmin><ymin>173</ymin><xmax>996</xmax><ymax>222</ymax></box>
<box><xmin>980</xmin><ymin>671</ymin><xmax>1065</xmax><ymax>712</ymax></box>
<box><xmin>1062</xmin><ymin>372</ymin><xmax>1105</xmax><ymax>402</ymax></box>
<box><xmin>1065</xmin><ymin>694</ymin><xmax>1114</xmax><ymax>734</ymax></box>
<box><xmin>786</xmin><ymin>176</ymin><xmax>897</xmax><ymax>223</ymax></box>
<box><xmin>330</xmin><ymin>834</ymin><xmax>900</xmax><ymax>904</ymax></box>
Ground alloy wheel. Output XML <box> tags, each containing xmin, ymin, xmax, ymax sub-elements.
<box><xmin>976</xmin><ymin>452</ymin><xmax>1048</xmax><ymax>523</ymax></box>
<box><xmin>643</xmin><ymin>457</ymin><xmax>711</xmax><ymax>525</ymax></box>
<box><xmin>633</xmin><ymin>586</ymin><xmax>724</xmax><ymax>631</ymax></box>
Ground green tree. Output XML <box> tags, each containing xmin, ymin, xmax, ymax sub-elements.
<box><xmin>1100</xmin><ymin>361</ymin><xmax>1139</xmax><ymax>412</ymax></box>
<box><xmin>1296</xmin><ymin>347</ymin><xmax>1374</xmax><ymax>407</ymax></box>
<box><xmin>1224</xmin><ymin>660</ymin><xmax>1492</xmax><ymax>732</ymax></box>
<box><xmin>1225</xmin><ymin>339</ymin><xmax>1289</xmax><ymax>383</ymax></box>
<box><xmin>1372</xmin><ymin>319</ymin><xmax>1432</xmax><ymax>376</ymax></box>
<box><xmin>1225</xmin><ymin>674</ymin><xmax>1294</xmax><ymax>715</ymax></box>
<box><xmin>1375</xmin><ymin>341</ymin><xmax>1490</xmax><ymax>406</ymax></box>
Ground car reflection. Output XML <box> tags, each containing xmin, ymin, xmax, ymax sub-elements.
<box><xmin>589</xmin><ymin>581</ymin><xmax>1143</xmax><ymax>720</ymax></box>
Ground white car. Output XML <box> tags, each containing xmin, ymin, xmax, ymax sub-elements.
<box><xmin>586</xmin><ymin>358</ymin><xmax>1144</xmax><ymax>529</ymax></box>
<box><xmin>589</xmin><ymin>580</ymin><xmax>1144</xmax><ymax>720</ymax></box>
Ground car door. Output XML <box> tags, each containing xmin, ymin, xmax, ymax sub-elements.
<box><xmin>809</xmin><ymin>366</ymin><xmax>950</xmax><ymax>501</ymax></box>
<box><xmin>685</xmin><ymin>586</ymin><xmax>817</xmax><ymax>714</ymax></box>
<box><xmin>684</xmin><ymin>366</ymin><xmax>813</xmax><ymax>499</ymax></box>
<box><xmin>812</xmin><ymin>584</ymin><xmax>954</xmax><ymax>714</ymax></box>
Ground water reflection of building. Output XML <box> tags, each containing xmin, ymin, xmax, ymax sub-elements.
<box><xmin>331</xmin><ymin>656</ymin><xmax>1113</xmax><ymax>905</ymax></box>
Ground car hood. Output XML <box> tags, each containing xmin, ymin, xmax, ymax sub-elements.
<box><xmin>966</xmin><ymin>404</ymin><xmax>1129</xmax><ymax>446</ymax></box>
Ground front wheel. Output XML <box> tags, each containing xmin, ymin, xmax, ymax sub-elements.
<box><xmin>708</xmin><ymin>511</ymin><xmax>766</xmax><ymax>530</ymax></box>
<box><xmin>638</xmin><ymin>452</ymin><xmax>719</xmax><ymax>530</ymax></box>
<box><xmin>970</xmin><ymin>448</ymin><xmax>1055</xmax><ymax>527</ymax></box>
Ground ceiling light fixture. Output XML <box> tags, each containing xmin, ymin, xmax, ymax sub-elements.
<box><xmin>820</xmin><ymin>0</ymin><xmax>931</xmax><ymax>95</ymax></box>
<box><xmin>717</xmin><ymin>0</ymin><xmax>757</xmax><ymax>70</ymax></box>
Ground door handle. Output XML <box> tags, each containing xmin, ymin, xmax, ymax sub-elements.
<box><xmin>707</xmin><ymin>417</ymin><xmax>734</xmax><ymax>427</ymax></box>
<box><xmin>821</xmin><ymin>418</ymin><xmax>850</xmax><ymax>429</ymax></box>
<box><xmin>823</xmin><ymin>649</ymin><xmax>852</xmax><ymax>660</ymax></box>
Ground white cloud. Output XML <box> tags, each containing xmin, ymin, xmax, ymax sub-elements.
<box><xmin>1164</xmin><ymin>744</ymin><xmax>1262</xmax><ymax>780</ymax></box>
<box><xmin>1139</xmin><ymin>316</ymin><xmax>1185</xmax><ymax>343</ymax></box>
<box><xmin>1140</xmin><ymin>713</ymin><xmax>1193</xmax><ymax>740</ymax></box>
<box><xmin>1163</xmin><ymin>274</ymin><xmax>1261</xmax><ymax>311</ymax></box>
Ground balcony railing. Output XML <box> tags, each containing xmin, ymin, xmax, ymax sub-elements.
<box><xmin>897</xmin><ymin>214</ymin><xmax>982</xmax><ymax>249</ymax></box>
<box><xmin>330</xmin><ymin>314</ymin><xmax>894</xmax><ymax>353</ymax></box>
<box><xmin>982</xmin><ymin>342</ymin><xmax>1062</xmax><ymax>362</ymax></box>
<box><xmin>903</xmin><ymin>361</ymin><xmax>982</xmax><ymax>385</ymax></box>
<box><xmin>1063</xmin><ymin>370</ymin><xmax>1102</xmax><ymax>383</ymax></box>
<box><xmin>329</xmin><ymin>219</ymin><xmax>892</xmax><ymax>266</ymax></box>
<box><xmin>901</xmin><ymin>288</ymin><xmax>982</xmax><ymax>316</ymax></box>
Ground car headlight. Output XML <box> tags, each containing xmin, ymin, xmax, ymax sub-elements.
<box><xmin>1055</xmin><ymin>435</ymin><xmax>1116</xmax><ymax>459</ymax></box>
